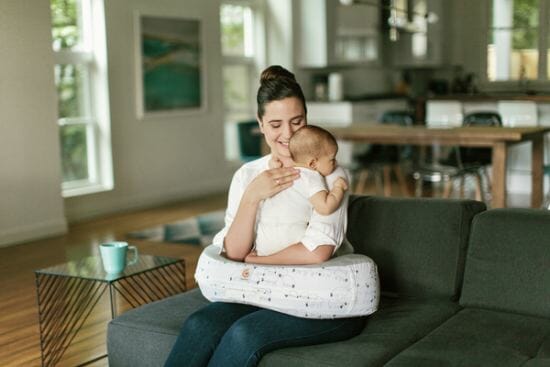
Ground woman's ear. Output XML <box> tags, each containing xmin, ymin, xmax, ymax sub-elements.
<box><xmin>257</xmin><ymin>116</ymin><xmax>264</xmax><ymax>133</ymax></box>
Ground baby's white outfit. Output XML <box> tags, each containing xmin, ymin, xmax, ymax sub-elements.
<box><xmin>255</xmin><ymin>168</ymin><xmax>328</xmax><ymax>256</ymax></box>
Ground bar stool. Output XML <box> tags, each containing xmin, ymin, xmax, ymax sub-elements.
<box><xmin>237</xmin><ymin>120</ymin><xmax>262</xmax><ymax>162</ymax></box>
<box><xmin>449</xmin><ymin>111</ymin><xmax>502</xmax><ymax>202</ymax></box>
<box><xmin>542</xmin><ymin>165</ymin><xmax>550</xmax><ymax>210</ymax></box>
<box><xmin>498</xmin><ymin>101</ymin><xmax>538</xmax><ymax>184</ymax></box>
<box><xmin>412</xmin><ymin>101</ymin><xmax>463</xmax><ymax>198</ymax></box>
<box><xmin>354</xmin><ymin>110</ymin><xmax>414</xmax><ymax>197</ymax></box>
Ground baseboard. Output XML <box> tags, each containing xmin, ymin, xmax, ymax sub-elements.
<box><xmin>65</xmin><ymin>177</ymin><xmax>230</xmax><ymax>224</ymax></box>
<box><xmin>0</xmin><ymin>218</ymin><xmax>68</xmax><ymax>247</ymax></box>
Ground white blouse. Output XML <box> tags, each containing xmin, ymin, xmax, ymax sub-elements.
<box><xmin>212</xmin><ymin>155</ymin><xmax>349</xmax><ymax>254</ymax></box>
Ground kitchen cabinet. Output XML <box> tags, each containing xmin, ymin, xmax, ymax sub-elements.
<box><xmin>297</xmin><ymin>0</ymin><xmax>381</xmax><ymax>67</ymax></box>
<box><xmin>390</xmin><ymin>0</ymin><xmax>446</xmax><ymax>67</ymax></box>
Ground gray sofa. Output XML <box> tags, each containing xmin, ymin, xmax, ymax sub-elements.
<box><xmin>107</xmin><ymin>196</ymin><xmax>550</xmax><ymax>366</ymax></box>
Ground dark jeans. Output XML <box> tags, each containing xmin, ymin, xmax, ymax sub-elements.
<box><xmin>164</xmin><ymin>302</ymin><xmax>367</xmax><ymax>367</ymax></box>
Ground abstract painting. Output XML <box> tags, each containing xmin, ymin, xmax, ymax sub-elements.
<box><xmin>137</xmin><ymin>15</ymin><xmax>204</xmax><ymax>117</ymax></box>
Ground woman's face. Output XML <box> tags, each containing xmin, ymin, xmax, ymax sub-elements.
<box><xmin>258</xmin><ymin>97</ymin><xmax>306</xmax><ymax>159</ymax></box>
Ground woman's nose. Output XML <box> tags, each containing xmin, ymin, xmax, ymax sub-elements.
<box><xmin>281</xmin><ymin>123</ymin><xmax>292</xmax><ymax>138</ymax></box>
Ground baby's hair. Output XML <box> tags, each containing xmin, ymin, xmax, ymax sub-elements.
<box><xmin>289</xmin><ymin>125</ymin><xmax>338</xmax><ymax>164</ymax></box>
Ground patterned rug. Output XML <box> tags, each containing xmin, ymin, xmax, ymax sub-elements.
<box><xmin>127</xmin><ymin>210</ymin><xmax>225</xmax><ymax>246</ymax></box>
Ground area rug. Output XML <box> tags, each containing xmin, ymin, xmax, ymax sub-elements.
<box><xmin>127</xmin><ymin>210</ymin><xmax>225</xmax><ymax>246</ymax></box>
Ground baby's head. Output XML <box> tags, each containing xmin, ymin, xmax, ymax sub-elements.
<box><xmin>289</xmin><ymin>125</ymin><xmax>338</xmax><ymax>176</ymax></box>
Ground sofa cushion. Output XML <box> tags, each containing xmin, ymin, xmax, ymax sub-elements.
<box><xmin>384</xmin><ymin>307</ymin><xmax>550</xmax><ymax>367</ymax></box>
<box><xmin>259</xmin><ymin>297</ymin><xmax>460</xmax><ymax>367</ymax></box>
<box><xmin>347</xmin><ymin>196</ymin><xmax>485</xmax><ymax>299</ymax></box>
<box><xmin>460</xmin><ymin>209</ymin><xmax>550</xmax><ymax>318</ymax></box>
<box><xmin>107</xmin><ymin>289</ymin><xmax>209</xmax><ymax>367</ymax></box>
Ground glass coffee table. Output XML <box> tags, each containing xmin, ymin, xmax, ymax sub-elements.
<box><xmin>34</xmin><ymin>255</ymin><xmax>186</xmax><ymax>367</ymax></box>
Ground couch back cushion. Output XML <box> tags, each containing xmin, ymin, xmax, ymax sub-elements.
<box><xmin>347</xmin><ymin>196</ymin><xmax>486</xmax><ymax>299</ymax></box>
<box><xmin>460</xmin><ymin>209</ymin><xmax>550</xmax><ymax>318</ymax></box>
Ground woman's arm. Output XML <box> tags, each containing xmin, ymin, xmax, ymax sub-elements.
<box><xmin>244</xmin><ymin>243</ymin><xmax>333</xmax><ymax>265</ymax></box>
<box><xmin>223</xmin><ymin>193</ymin><xmax>260</xmax><ymax>261</ymax></box>
<box><xmin>224</xmin><ymin>167</ymin><xmax>300</xmax><ymax>261</ymax></box>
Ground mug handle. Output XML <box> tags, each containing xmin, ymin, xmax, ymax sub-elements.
<box><xmin>127</xmin><ymin>246</ymin><xmax>139</xmax><ymax>266</ymax></box>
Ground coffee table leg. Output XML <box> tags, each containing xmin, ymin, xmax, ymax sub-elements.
<box><xmin>109</xmin><ymin>283</ymin><xmax>117</xmax><ymax>318</ymax></box>
<box><xmin>112</xmin><ymin>261</ymin><xmax>187</xmax><ymax>308</ymax></box>
<box><xmin>35</xmin><ymin>273</ymin><xmax>108</xmax><ymax>367</ymax></box>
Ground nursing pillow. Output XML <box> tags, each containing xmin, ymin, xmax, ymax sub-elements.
<box><xmin>195</xmin><ymin>245</ymin><xmax>379</xmax><ymax>319</ymax></box>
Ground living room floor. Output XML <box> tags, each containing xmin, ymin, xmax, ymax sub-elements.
<box><xmin>0</xmin><ymin>193</ymin><xmax>227</xmax><ymax>367</ymax></box>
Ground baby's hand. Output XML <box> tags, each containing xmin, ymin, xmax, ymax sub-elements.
<box><xmin>333</xmin><ymin>177</ymin><xmax>349</xmax><ymax>191</ymax></box>
<box><xmin>268</xmin><ymin>157</ymin><xmax>283</xmax><ymax>169</ymax></box>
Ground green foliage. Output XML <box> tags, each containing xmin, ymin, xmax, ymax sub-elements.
<box><xmin>51</xmin><ymin>0</ymin><xmax>79</xmax><ymax>50</ymax></box>
<box><xmin>55</xmin><ymin>64</ymin><xmax>82</xmax><ymax>119</ymax></box>
<box><xmin>60</xmin><ymin>125</ymin><xmax>88</xmax><ymax>182</ymax></box>
<box><xmin>512</xmin><ymin>0</ymin><xmax>538</xmax><ymax>49</ymax></box>
<box><xmin>220</xmin><ymin>4</ymin><xmax>245</xmax><ymax>56</ymax></box>
<box><xmin>489</xmin><ymin>0</ymin><xmax>539</xmax><ymax>49</ymax></box>
<box><xmin>51</xmin><ymin>0</ymin><xmax>81</xmax><ymax>120</ymax></box>
<box><xmin>51</xmin><ymin>0</ymin><xmax>89</xmax><ymax>183</ymax></box>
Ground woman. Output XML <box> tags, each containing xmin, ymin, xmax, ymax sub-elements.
<box><xmin>164</xmin><ymin>65</ymin><xmax>366</xmax><ymax>367</ymax></box>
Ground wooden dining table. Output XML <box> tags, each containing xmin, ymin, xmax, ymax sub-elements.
<box><xmin>327</xmin><ymin>124</ymin><xmax>549</xmax><ymax>208</ymax></box>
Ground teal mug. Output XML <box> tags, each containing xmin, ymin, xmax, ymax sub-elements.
<box><xmin>99</xmin><ymin>241</ymin><xmax>138</xmax><ymax>274</ymax></box>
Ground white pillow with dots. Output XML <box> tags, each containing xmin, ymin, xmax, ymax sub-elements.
<box><xmin>195</xmin><ymin>245</ymin><xmax>379</xmax><ymax>319</ymax></box>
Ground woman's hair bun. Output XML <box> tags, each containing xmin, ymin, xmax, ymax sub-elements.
<box><xmin>260</xmin><ymin>65</ymin><xmax>296</xmax><ymax>85</ymax></box>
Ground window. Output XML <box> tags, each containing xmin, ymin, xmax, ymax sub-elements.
<box><xmin>220</xmin><ymin>2</ymin><xmax>264</xmax><ymax>160</ymax></box>
<box><xmin>487</xmin><ymin>0</ymin><xmax>549</xmax><ymax>82</ymax></box>
<box><xmin>51</xmin><ymin>0</ymin><xmax>113</xmax><ymax>196</ymax></box>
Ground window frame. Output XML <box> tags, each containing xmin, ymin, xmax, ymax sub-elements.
<box><xmin>220</xmin><ymin>0</ymin><xmax>265</xmax><ymax>121</ymax></box>
<box><xmin>220</xmin><ymin>1</ymin><xmax>266</xmax><ymax>161</ymax></box>
<box><xmin>52</xmin><ymin>0</ymin><xmax>113</xmax><ymax>197</ymax></box>
<box><xmin>482</xmin><ymin>0</ymin><xmax>550</xmax><ymax>89</ymax></box>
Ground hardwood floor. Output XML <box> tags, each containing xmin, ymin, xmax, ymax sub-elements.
<box><xmin>0</xmin><ymin>193</ymin><xmax>227</xmax><ymax>367</ymax></box>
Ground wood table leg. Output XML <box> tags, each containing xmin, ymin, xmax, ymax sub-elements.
<box><xmin>383</xmin><ymin>165</ymin><xmax>392</xmax><ymax>197</ymax></box>
<box><xmin>491</xmin><ymin>142</ymin><xmax>507</xmax><ymax>208</ymax></box>
<box><xmin>531</xmin><ymin>136</ymin><xmax>544</xmax><ymax>208</ymax></box>
<box><xmin>393</xmin><ymin>164</ymin><xmax>411</xmax><ymax>197</ymax></box>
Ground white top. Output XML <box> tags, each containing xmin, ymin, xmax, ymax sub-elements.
<box><xmin>212</xmin><ymin>155</ymin><xmax>349</xmax><ymax>255</ymax></box>
<box><xmin>255</xmin><ymin>167</ymin><xmax>328</xmax><ymax>256</ymax></box>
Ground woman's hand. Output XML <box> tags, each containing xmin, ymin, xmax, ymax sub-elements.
<box><xmin>244</xmin><ymin>244</ymin><xmax>333</xmax><ymax>265</ymax></box>
<box><xmin>244</xmin><ymin>249</ymin><xmax>258</xmax><ymax>263</ymax></box>
<box><xmin>243</xmin><ymin>167</ymin><xmax>300</xmax><ymax>204</ymax></box>
<box><xmin>268</xmin><ymin>157</ymin><xmax>283</xmax><ymax>169</ymax></box>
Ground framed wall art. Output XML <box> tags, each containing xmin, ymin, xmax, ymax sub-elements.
<box><xmin>135</xmin><ymin>14</ymin><xmax>205</xmax><ymax>118</ymax></box>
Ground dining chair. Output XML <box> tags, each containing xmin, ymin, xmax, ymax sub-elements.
<box><xmin>237</xmin><ymin>120</ymin><xmax>262</xmax><ymax>162</ymax></box>
<box><xmin>443</xmin><ymin>111</ymin><xmax>503</xmax><ymax>203</ymax></box>
<box><xmin>412</xmin><ymin>101</ymin><xmax>464</xmax><ymax>198</ymax></box>
<box><xmin>497</xmin><ymin>100</ymin><xmax>539</xmax><ymax>175</ymax></box>
<box><xmin>354</xmin><ymin>110</ymin><xmax>414</xmax><ymax>197</ymax></box>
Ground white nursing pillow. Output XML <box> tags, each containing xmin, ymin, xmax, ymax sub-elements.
<box><xmin>195</xmin><ymin>245</ymin><xmax>380</xmax><ymax>319</ymax></box>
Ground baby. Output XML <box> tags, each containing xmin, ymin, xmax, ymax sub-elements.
<box><xmin>255</xmin><ymin>125</ymin><xmax>349</xmax><ymax>256</ymax></box>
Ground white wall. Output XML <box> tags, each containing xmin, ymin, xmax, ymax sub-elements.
<box><xmin>0</xmin><ymin>0</ymin><xmax>235</xmax><ymax>246</ymax></box>
<box><xmin>64</xmin><ymin>0</ymin><xmax>233</xmax><ymax>222</ymax></box>
<box><xmin>448</xmin><ymin>0</ymin><xmax>486</xmax><ymax>75</ymax></box>
<box><xmin>266</xmin><ymin>0</ymin><xmax>293</xmax><ymax>68</ymax></box>
<box><xmin>63</xmin><ymin>0</ymin><xmax>234</xmax><ymax>222</ymax></box>
<box><xmin>0</xmin><ymin>0</ymin><xmax>68</xmax><ymax>246</ymax></box>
